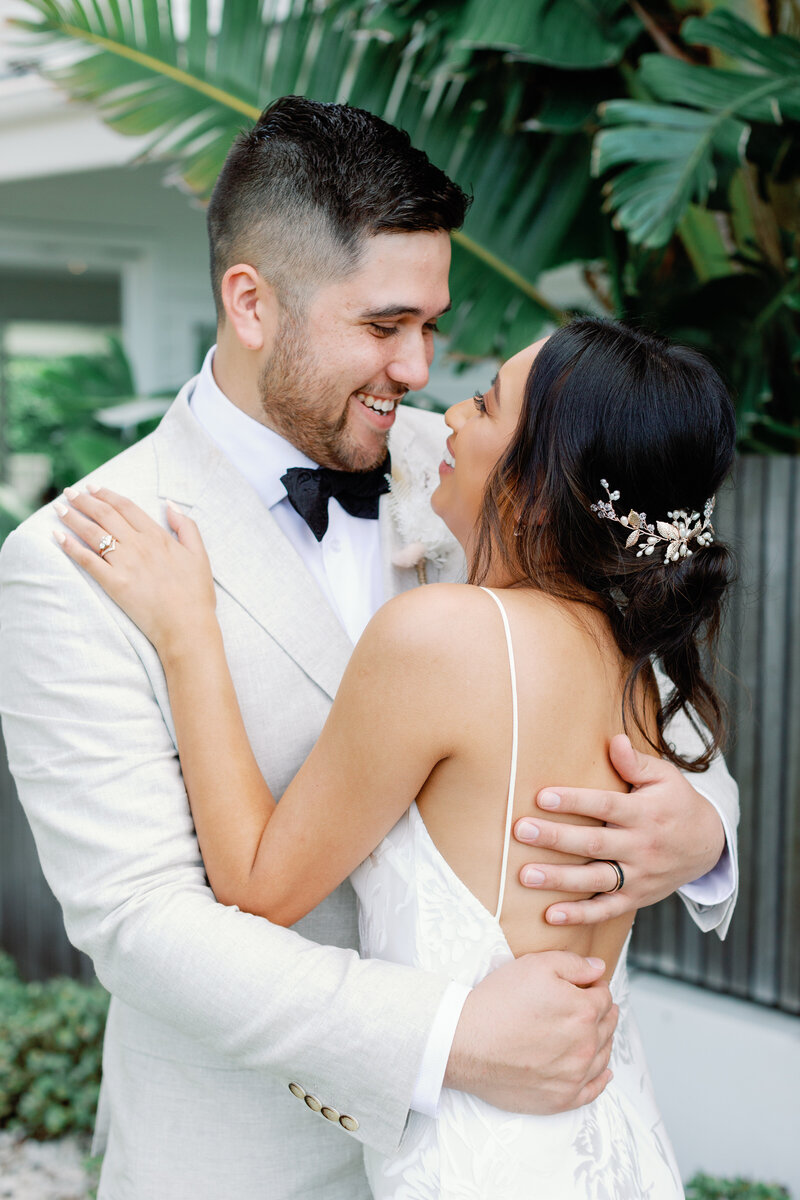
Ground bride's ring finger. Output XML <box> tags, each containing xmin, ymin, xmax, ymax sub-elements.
<box><xmin>54</xmin><ymin>499</ymin><xmax>121</xmax><ymax>560</ymax></box>
<box><xmin>98</xmin><ymin>534</ymin><xmax>120</xmax><ymax>560</ymax></box>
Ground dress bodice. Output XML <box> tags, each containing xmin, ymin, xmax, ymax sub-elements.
<box><xmin>349</xmin><ymin>589</ymin><xmax>684</xmax><ymax>1199</ymax></box>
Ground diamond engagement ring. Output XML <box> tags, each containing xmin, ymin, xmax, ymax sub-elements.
<box><xmin>98</xmin><ymin>535</ymin><xmax>118</xmax><ymax>559</ymax></box>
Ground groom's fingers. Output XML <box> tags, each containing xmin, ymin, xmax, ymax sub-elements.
<box><xmin>551</xmin><ymin>951</ymin><xmax>607</xmax><ymax>988</ymax></box>
<box><xmin>520</xmin><ymin>860</ymin><xmax>625</xmax><ymax>897</ymax></box>
<box><xmin>536</xmin><ymin>785</ymin><xmax>640</xmax><ymax>824</ymax></box>
<box><xmin>575</xmin><ymin>1067</ymin><xmax>614</xmax><ymax>1110</ymax></box>
<box><xmin>544</xmin><ymin>893</ymin><xmax>627</xmax><ymax>926</ymax></box>
<box><xmin>514</xmin><ymin>815</ymin><xmax>625</xmax><ymax>862</ymax></box>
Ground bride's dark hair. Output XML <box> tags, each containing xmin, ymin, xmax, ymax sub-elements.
<box><xmin>469</xmin><ymin>317</ymin><xmax>736</xmax><ymax>771</ymax></box>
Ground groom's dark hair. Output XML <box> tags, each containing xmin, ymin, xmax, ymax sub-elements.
<box><xmin>207</xmin><ymin>96</ymin><xmax>470</xmax><ymax>317</ymax></box>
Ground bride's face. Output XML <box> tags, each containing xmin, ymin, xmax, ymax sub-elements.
<box><xmin>431</xmin><ymin>337</ymin><xmax>547</xmax><ymax>549</ymax></box>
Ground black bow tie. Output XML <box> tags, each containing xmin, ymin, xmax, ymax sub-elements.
<box><xmin>281</xmin><ymin>455</ymin><xmax>391</xmax><ymax>542</ymax></box>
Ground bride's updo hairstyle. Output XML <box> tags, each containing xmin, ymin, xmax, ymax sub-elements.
<box><xmin>470</xmin><ymin>317</ymin><xmax>736</xmax><ymax>771</ymax></box>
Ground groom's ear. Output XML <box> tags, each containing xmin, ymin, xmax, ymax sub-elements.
<box><xmin>220</xmin><ymin>263</ymin><xmax>279</xmax><ymax>354</ymax></box>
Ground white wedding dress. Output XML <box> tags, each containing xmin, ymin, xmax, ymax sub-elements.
<box><xmin>350</xmin><ymin>589</ymin><xmax>684</xmax><ymax>1199</ymax></box>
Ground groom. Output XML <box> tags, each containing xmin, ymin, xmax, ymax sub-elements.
<box><xmin>0</xmin><ymin>98</ymin><xmax>737</xmax><ymax>1199</ymax></box>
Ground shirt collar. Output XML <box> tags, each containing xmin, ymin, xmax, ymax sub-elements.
<box><xmin>189</xmin><ymin>344</ymin><xmax>317</xmax><ymax>510</ymax></box>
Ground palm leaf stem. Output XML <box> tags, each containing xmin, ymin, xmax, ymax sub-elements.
<box><xmin>451</xmin><ymin>232</ymin><xmax>564</xmax><ymax>319</ymax></box>
<box><xmin>626</xmin><ymin>0</ymin><xmax>692</xmax><ymax>62</ymax></box>
<box><xmin>34</xmin><ymin>20</ymin><xmax>261</xmax><ymax>117</ymax></box>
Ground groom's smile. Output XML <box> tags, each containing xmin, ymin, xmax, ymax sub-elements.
<box><xmin>258</xmin><ymin>230</ymin><xmax>452</xmax><ymax>472</ymax></box>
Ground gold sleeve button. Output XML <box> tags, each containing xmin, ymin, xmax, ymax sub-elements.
<box><xmin>321</xmin><ymin>1106</ymin><xmax>340</xmax><ymax>1122</ymax></box>
<box><xmin>288</xmin><ymin>1083</ymin><xmax>305</xmax><ymax>1100</ymax></box>
<box><xmin>339</xmin><ymin>1114</ymin><xmax>359</xmax><ymax>1132</ymax></box>
<box><xmin>304</xmin><ymin>1094</ymin><xmax>323</xmax><ymax>1112</ymax></box>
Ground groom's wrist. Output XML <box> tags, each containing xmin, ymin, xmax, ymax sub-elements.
<box><xmin>410</xmin><ymin>982</ymin><xmax>471</xmax><ymax>1117</ymax></box>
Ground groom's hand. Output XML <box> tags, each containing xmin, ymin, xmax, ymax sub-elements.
<box><xmin>514</xmin><ymin>734</ymin><xmax>726</xmax><ymax>925</ymax></box>
<box><xmin>445</xmin><ymin>952</ymin><xmax>616</xmax><ymax>1114</ymax></box>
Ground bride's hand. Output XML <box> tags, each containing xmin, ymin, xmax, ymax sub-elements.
<box><xmin>54</xmin><ymin>485</ymin><xmax>216</xmax><ymax>656</ymax></box>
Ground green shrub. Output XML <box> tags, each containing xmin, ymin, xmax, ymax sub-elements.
<box><xmin>686</xmin><ymin>1173</ymin><xmax>791</xmax><ymax>1199</ymax></box>
<box><xmin>0</xmin><ymin>951</ymin><xmax>108</xmax><ymax>1139</ymax></box>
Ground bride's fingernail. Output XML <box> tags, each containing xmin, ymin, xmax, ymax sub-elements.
<box><xmin>549</xmin><ymin>910</ymin><xmax>567</xmax><ymax>924</ymax></box>
<box><xmin>52</xmin><ymin>530</ymin><xmax>66</xmax><ymax>545</ymax></box>
<box><xmin>86</xmin><ymin>482</ymin><xmax>100</xmax><ymax>494</ymax></box>
<box><xmin>522</xmin><ymin>868</ymin><xmax>545</xmax><ymax>886</ymax></box>
<box><xmin>516</xmin><ymin>820</ymin><xmax>539</xmax><ymax>841</ymax></box>
<box><xmin>539</xmin><ymin>791</ymin><xmax>561</xmax><ymax>809</ymax></box>
<box><xmin>64</xmin><ymin>486</ymin><xmax>79</xmax><ymax>500</ymax></box>
<box><xmin>53</xmin><ymin>502</ymin><xmax>68</xmax><ymax>516</ymax></box>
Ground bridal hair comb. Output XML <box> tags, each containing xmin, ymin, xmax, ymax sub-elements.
<box><xmin>590</xmin><ymin>480</ymin><xmax>715</xmax><ymax>565</ymax></box>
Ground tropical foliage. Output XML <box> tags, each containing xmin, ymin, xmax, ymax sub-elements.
<box><xmin>10</xmin><ymin>0</ymin><xmax>800</xmax><ymax>450</ymax></box>
<box><xmin>6</xmin><ymin>338</ymin><xmax>137</xmax><ymax>497</ymax></box>
<box><xmin>685</xmin><ymin>1172</ymin><xmax>790</xmax><ymax>1199</ymax></box>
<box><xmin>0</xmin><ymin>950</ymin><xmax>107</xmax><ymax>1139</ymax></box>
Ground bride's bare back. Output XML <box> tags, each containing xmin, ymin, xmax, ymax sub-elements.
<box><xmin>416</xmin><ymin>585</ymin><xmax>654</xmax><ymax>978</ymax></box>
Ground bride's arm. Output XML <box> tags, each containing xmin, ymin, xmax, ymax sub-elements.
<box><xmin>55</xmin><ymin>487</ymin><xmax>452</xmax><ymax>927</ymax></box>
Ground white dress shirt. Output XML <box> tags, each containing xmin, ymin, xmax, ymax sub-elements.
<box><xmin>189</xmin><ymin>346</ymin><xmax>733</xmax><ymax>1116</ymax></box>
<box><xmin>190</xmin><ymin>346</ymin><xmax>464</xmax><ymax>1116</ymax></box>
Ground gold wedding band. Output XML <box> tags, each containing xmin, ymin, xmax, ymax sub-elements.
<box><xmin>603</xmin><ymin>860</ymin><xmax>625</xmax><ymax>894</ymax></box>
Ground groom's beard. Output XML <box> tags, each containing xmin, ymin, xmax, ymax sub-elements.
<box><xmin>258</xmin><ymin>310</ymin><xmax>391</xmax><ymax>473</ymax></box>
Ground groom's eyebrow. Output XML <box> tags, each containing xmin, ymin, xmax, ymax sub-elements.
<box><xmin>359</xmin><ymin>302</ymin><xmax>452</xmax><ymax>320</ymax></box>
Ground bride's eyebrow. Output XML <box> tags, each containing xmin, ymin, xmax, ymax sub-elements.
<box><xmin>490</xmin><ymin>373</ymin><xmax>500</xmax><ymax>407</ymax></box>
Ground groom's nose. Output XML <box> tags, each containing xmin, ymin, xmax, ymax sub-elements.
<box><xmin>386</xmin><ymin>332</ymin><xmax>433</xmax><ymax>393</ymax></box>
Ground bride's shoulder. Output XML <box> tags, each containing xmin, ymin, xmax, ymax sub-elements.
<box><xmin>360</xmin><ymin>584</ymin><xmax>509</xmax><ymax>673</ymax></box>
<box><xmin>377</xmin><ymin>581</ymin><xmax>492</xmax><ymax>627</ymax></box>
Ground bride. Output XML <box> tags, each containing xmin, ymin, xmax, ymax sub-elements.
<box><xmin>55</xmin><ymin>316</ymin><xmax>734</xmax><ymax>1197</ymax></box>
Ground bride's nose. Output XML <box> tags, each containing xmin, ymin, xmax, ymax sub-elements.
<box><xmin>444</xmin><ymin>397</ymin><xmax>471</xmax><ymax>432</ymax></box>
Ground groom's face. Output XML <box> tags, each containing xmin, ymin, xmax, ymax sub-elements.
<box><xmin>257</xmin><ymin>230</ymin><xmax>452</xmax><ymax>471</ymax></box>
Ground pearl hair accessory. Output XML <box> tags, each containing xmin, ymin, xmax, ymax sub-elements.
<box><xmin>590</xmin><ymin>479</ymin><xmax>715</xmax><ymax>565</ymax></box>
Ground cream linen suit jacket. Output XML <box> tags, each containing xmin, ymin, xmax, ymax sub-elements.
<box><xmin>0</xmin><ymin>382</ymin><xmax>739</xmax><ymax>1200</ymax></box>
<box><xmin>0</xmin><ymin>387</ymin><xmax>463</xmax><ymax>1200</ymax></box>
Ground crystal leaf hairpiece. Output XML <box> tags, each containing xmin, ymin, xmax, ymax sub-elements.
<box><xmin>590</xmin><ymin>480</ymin><xmax>715</xmax><ymax>565</ymax></box>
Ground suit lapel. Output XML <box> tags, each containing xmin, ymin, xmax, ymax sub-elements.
<box><xmin>153</xmin><ymin>386</ymin><xmax>354</xmax><ymax>701</ymax></box>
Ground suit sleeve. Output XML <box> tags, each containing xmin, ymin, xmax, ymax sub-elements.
<box><xmin>0</xmin><ymin>521</ymin><xmax>449</xmax><ymax>1156</ymax></box>
<box><xmin>657</xmin><ymin>668</ymin><xmax>739</xmax><ymax>939</ymax></box>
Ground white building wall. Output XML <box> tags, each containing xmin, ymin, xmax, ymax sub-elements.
<box><xmin>631</xmin><ymin>973</ymin><xmax>800</xmax><ymax>1194</ymax></box>
<box><xmin>0</xmin><ymin>161</ymin><xmax>214</xmax><ymax>394</ymax></box>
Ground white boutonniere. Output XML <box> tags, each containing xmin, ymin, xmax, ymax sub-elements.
<box><xmin>387</xmin><ymin>458</ymin><xmax>452</xmax><ymax>585</ymax></box>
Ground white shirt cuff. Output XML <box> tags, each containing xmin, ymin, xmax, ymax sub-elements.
<box><xmin>678</xmin><ymin>789</ymin><xmax>736</xmax><ymax>907</ymax></box>
<box><xmin>410</xmin><ymin>981</ymin><xmax>471</xmax><ymax>1118</ymax></box>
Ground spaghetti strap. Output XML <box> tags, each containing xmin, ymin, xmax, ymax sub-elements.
<box><xmin>480</xmin><ymin>587</ymin><xmax>519</xmax><ymax>922</ymax></box>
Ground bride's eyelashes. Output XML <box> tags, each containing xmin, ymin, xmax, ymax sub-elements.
<box><xmin>473</xmin><ymin>390</ymin><xmax>486</xmax><ymax>413</ymax></box>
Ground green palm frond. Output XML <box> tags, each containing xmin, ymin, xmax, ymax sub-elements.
<box><xmin>12</xmin><ymin>0</ymin><xmax>576</xmax><ymax>357</ymax></box>
<box><xmin>593</xmin><ymin>101</ymin><xmax>748</xmax><ymax>248</ymax></box>
<box><xmin>450</xmin><ymin>0</ymin><xmax>640</xmax><ymax>70</ymax></box>
<box><xmin>593</xmin><ymin>11</ymin><xmax>800</xmax><ymax>248</ymax></box>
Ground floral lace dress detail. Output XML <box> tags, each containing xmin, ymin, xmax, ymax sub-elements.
<box><xmin>349</xmin><ymin>589</ymin><xmax>684</xmax><ymax>1200</ymax></box>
